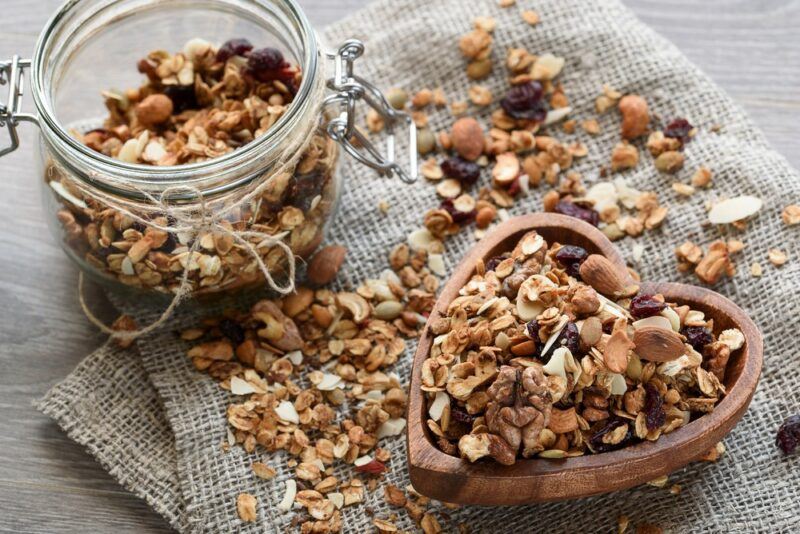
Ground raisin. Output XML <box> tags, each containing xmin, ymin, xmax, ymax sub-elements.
<box><xmin>644</xmin><ymin>383</ymin><xmax>666</xmax><ymax>431</ymax></box>
<box><xmin>681</xmin><ymin>325</ymin><xmax>713</xmax><ymax>352</ymax></box>
<box><xmin>540</xmin><ymin>322</ymin><xmax>579</xmax><ymax>363</ymax></box>
<box><xmin>219</xmin><ymin>318</ymin><xmax>245</xmax><ymax>346</ymax></box>
<box><xmin>441</xmin><ymin>157</ymin><xmax>481</xmax><ymax>186</ymax></box>
<box><xmin>776</xmin><ymin>415</ymin><xmax>800</xmax><ymax>455</ymax></box>
<box><xmin>663</xmin><ymin>118</ymin><xmax>693</xmax><ymax>145</ymax></box>
<box><xmin>554</xmin><ymin>245</ymin><xmax>588</xmax><ymax>278</ymax></box>
<box><xmin>525</xmin><ymin>319</ymin><xmax>540</xmax><ymax>340</ymax></box>
<box><xmin>500</xmin><ymin>81</ymin><xmax>547</xmax><ymax>121</ymax></box>
<box><xmin>485</xmin><ymin>255</ymin><xmax>506</xmax><ymax>272</ymax></box>
<box><xmin>554</xmin><ymin>200</ymin><xmax>600</xmax><ymax>227</ymax></box>
<box><xmin>629</xmin><ymin>294</ymin><xmax>667</xmax><ymax>319</ymax></box>
<box><xmin>450</xmin><ymin>405</ymin><xmax>476</xmax><ymax>426</ymax></box>
<box><xmin>589</xmin><ymin>417</ymin><xmax>633</xmax><ymax>453</ymax></box>
<box><xmin>164</xmin><ymin>84</ymin><xmax>198</xmax><ymax>113</ymax></box>
<box><xmin>440</xmin><ymin>199</ymin><xmax>476</xmax><ymax>225</ymax></box>
<box><xmin>216</xmin><ymin>38</ymin><xmax>253</xmax><ymax>62</ymax></box>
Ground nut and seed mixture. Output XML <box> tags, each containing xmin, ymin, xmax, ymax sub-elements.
<box><xmin>48</xmin><ymin>38</ymin><xmax>339</xmax><ymax>296</ymax></box>
<box><xmin>421</xmin><ymin>230</ymin><xmax>744</xmax><ymax>465</ymax></box>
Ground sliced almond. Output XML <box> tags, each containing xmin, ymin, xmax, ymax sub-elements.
<box><xmin>708</xmin><ymin>195</ymin><xmax>763</xmax><ymax>224</ymax></box>
<box><xmin>603</xmin><ymin>319</ymin><xmax>634</xmax><ymax>373</ymax></box>
<box><xmin>632</xmin><ymin>325</ymin><xmax>685</xmax><ymax>362</ymax></box>
<box><xmin>579</xmin><ymin>254</ymin><xmax>639</xmax><ymax>297</ymax></box>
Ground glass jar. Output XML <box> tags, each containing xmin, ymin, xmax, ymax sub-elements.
<box><xmin>1</xmin><ymin>0</ymin><xmax>416</xmax><ymax>298</ymax></box>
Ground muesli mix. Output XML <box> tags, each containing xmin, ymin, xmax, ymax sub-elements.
<box><xmin>421</xmin><ymin>230</ymin><xmax>744</xmax><ymax>465</ymax></box>
<box><xmin>113</xmin><ymin>3</ymin><xmax>795</xmax><ymax>531</ymax></box>
<box><xmin>49</xmin><ymin>37</ymin><xmax>338</xmax><ymax>295</ymax></box>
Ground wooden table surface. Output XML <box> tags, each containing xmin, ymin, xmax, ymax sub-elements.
<box><xmin>0</xmin><ymin>0</ymin><xmax>797</xmax><ymax>532</ymax></box>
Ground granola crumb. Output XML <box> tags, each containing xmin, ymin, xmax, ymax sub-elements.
<box><xmin>750</xmin><ymin>262</ymin><xmax>763</xmax><ymax>277</ymax></box>
<box><xmin>768</xmin><ymin>248</ymin><xmax>788</xmax><ymax>267</ymax></box>
<box><xmin>521</xmin><ymin>10</ymin><xmax>540</xmax><ymax>25</ymax></box>
<box><xmin>236</xmin><ymin>493</ymin><xmax>258</xmax><ymax>522</ymax></box>
<box><xmin>782</xmin><ymin>204</ymin><xmax>800</xmax><ymax>226</ymax></box>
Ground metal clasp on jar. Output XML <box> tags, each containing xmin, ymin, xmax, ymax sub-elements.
<box><xmin>0</xmin><ymin>56</ymin><xmax>38</xmax><ymax>157</ymax></box>
<box><xmin>323</xmin><ymin>40</ymin><xmax>418</xmax><ymax>184</ymax></box>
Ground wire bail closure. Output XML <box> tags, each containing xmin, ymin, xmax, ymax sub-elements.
<box><xmin>0</xmin><ymin>56</ymin><xmax>38</xmax><ymax>157</ymax></box>
<box><xmin>323</xmin><ymin>40</ymin><xmax>418</xmax><ymax>184</ymax></box>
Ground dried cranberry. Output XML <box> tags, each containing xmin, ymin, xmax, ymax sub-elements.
<box><xmin>164</xmin><ymin>84</ymin><xmax>198</xmax><ymax>113</ymax></box>
<box><xmin>248</xmin><ymin>47</ymin><xmax>284</xmax><ymax>71</ymax></box>
<box><xmin>450</xmin><ymin>405</ymin><xmax>476</xmax><ymax>426</ymax></box>
<box><xmin>663</xmin><ymin>118</ymin><xmax>693</xmax><ymax>145</ymax></box>
<box><xmin>157</xmin><ymin>232</ymin><xmax>177</xmax><ymax>254</ymax></box>
<box><xmin>541</xmin><ymin>322</ymin><xmax>579</xmax><ymax>363</ymax></box>
<box><xmin>681</xmin><ymin>325</ymin><xmax>713</xmax><ymax>352</ymax></box>
<box><xmin>589</xmin><ymin>417</ymin><xmax>633</xmax><ymax>453</ymax></box>
<box><xmin>629</xmin><ymin>294</ymin><xmax>666</xmax><ymax>319</ymax></box>
<box><xmin>644</xmin><ymin>383</ymin><xmax>666</xmax><ymax>431</ymax></box>
<box><xmin>776</xmin><ymin>415</ymin><xmax>800</xmax><ymax>455</ymax></box>
<box><xmin>554</xmin><ymin>200</ymin><xmax>600</xmax><ymax>227</ymax></box>
<box><xmin>440</xmin><ymin>199</ymin><xmax>476</xmax><ymax>225</ymax></box>
<box><xmin>554</xmin><ymin>245</ymin><xmax>588</xmax><ymax>278</ymax></box>
<box><xmin>219</xmin><ymin>318</ymin><xmax>245</xmax><ymax>346</ymax></box>
<box><xmin>216</xmin><ymin>38</ymin><xmax>253</xmax><ymax>62</ymax></box>
<box><xmin>500</xmin><ymin>81</ymin><xmax>547</xmax><ymax>121</ymax></box>
<box><xmin>441</xmin><ymin>157</ymin><xmax>480</xmax><ymax>186</ymax></box>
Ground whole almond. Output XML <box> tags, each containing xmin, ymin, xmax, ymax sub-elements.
<box><xmin>283</xmin><ymin>287</ymin><xmax>314</xmax><ymax>317</ymax></box>
<box><xmin>307</xmin><ymin>245</ymin><xmax>347</xmax><ymax>285</ymax></box>
<box><xmin>579</xmin><ymin>254</ymin><xmax>639</xmax><ymax>297</ymax></box>
<box><xmin>475</xmin><ymin>206</ymin><xmax>496</xmax><ymax>228</ymax></box>
<box><xmin>451</xmin><ymin>117</ymin><xmax>484</xmax><ymax>161</ymax></box>
<box><xmin>632</xmin><ymin>325</ymin><xmax>685</xmax><ymax>362</ymax></box>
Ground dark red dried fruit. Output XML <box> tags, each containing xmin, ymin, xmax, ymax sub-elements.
<box><xmin>216</xmin><ymin>38</ymin><xmax>254</xmax><ymax>62</ymax></box>
<box><xmin>629</xmin><ymin>294</ymin><xmax>667</xmax><ymax>319</ymax></box>
<box><xmin>219</xmin><ymin>318</ymin><xmax>245</xmax><ymax>345</ymax></box>
<box><xmin>554</xmin><ymin>200</ymin><xmax>600</xmax><ymax>227</ymax></box>
<box><xmin>287</xmin><ymin>172</ymin><xmax>326</xmax><ymax>211</ymax></box>
<box><xmin>164</xmin><ymin>84</ymin><xmax>198</xmax><ymax>113</ymax></box>
<box><xmin>589</xmin><ymin>417</ymin><xmax>633</xmax><ymax>453</ymax></box>
<box><xmin>355</xmin><ymin>459</ymin><xmax>386</xmax><ymax>474</ymax></box>
<box><xmin>525</xmin><ymin>319</ymin><xmax>540</xmax><ymax>340</ymax></box>
<box><xmin>663</xmin><ymin>118</ymin><xmax>693</xmax><ymax>145</ymax></box>
<box><xmin>440</xmin><ymin>199</ymin><xmax>476</xmax><ymax>225</ymax></box>
<box><xmin>555</xmin><ymin>245</ymin><xmax>588</xmax><ymax>278</ymax></box>
<box><xmin>540</xmin><ymin>322</ymin><xmax>579</xmax><ymax>363</ymax></box>
<box><xmin>441</xmin><ymin>157</ymin><xmax>481</xmax><ymax>186</ymax></box>
<box><xmin>450</xmin><ymin>405</ymin><xmax>476</xmax><ymax>425</ymax></box>
<box><xmin>247</xmin><ymin>47</ymin><xmax>284</xmax><ymax>72</ymax></box>
<box><xmin>681</xmin><ymin>325</ymin><xmax>713</xmax><ymax>352</ymax></box>
<box><xmin>776</xmin><ymin>415</ymin><xmax>800</xmax><ymax>455</ymax></box>
<box><xmin>644</xmin><ymin>383</ymin><xmax>666</xmax><ymax>431</ymax></box>
<box><xmin>485</xmin><ymin>255</ymin><xmax>507</xmax><ymax>272</ymax></box>
<box><xmin>500</xmin><ymin>81</ymin><xmax>547</xmax><ymax>121</ymax></box>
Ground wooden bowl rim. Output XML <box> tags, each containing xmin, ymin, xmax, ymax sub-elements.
<box><xmin>406</xmin><ymin>214</ymin><xmax>763</xmax><ymax>503</ymax></box>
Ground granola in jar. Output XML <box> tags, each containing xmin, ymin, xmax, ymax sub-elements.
<box><xmin>46</xmin><ymin>38</ymin><xmax>340</xmax><ymax>296</ymax></box>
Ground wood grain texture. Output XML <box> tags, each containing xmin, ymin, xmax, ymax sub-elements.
<box><xmin>406</xmin><ymin>214</ymin><xmax>763</xmax><ymax>505</ymax></box>
<box><xmin>0</xmin><ymin>0</ymin><xmax>795</xmax><ymax>531</ymax></box>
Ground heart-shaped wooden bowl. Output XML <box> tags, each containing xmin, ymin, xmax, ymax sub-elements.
<box><xmin>407</xmin><ymin>213</ymin><xmax>762</xmax><ymax>505</ymax></box>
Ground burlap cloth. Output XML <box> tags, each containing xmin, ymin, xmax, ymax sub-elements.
<box><xmin>36</xmin><ymin>0</ymin><xmax>800</xmax><ymax>531</ymax></box>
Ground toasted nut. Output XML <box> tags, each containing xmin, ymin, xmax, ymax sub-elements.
<box><xmin>475</xmin><ymin>206</ymin><xmax>496</xmax><ymax>228</ymax></box>
<box><xmin>579</xmin><ymin>254</ymin><xmax>639</xmax><ymax>297</ymax></box>
<box><xmin>632</xmin><ymin>325</ymin><xmax>685</xmax><ymax>362</ymax></box>
<box><xmin>135</xmin><ymin>94</ymin><xmax>173</xmax><ymax>126</ymax></box>
<box><xmin>618</xmin><ymin>95</ymin><xmax>649</xmax><ymax>140</ymax></box>
<box><xmin>604</xmin><ymin>319</ymin><xmax>634</xmax><ymax>373</ymax></box>
<box><xmin>283</xmin><ymin>287</ymin><xmax>314</xmax><ymax>317</ymax></box>
<box><xmin>307</xmin><ymin>245</ymin><xmax>347</xmax><ymax>285</ymax></box>
<box><xmin>336</xmin><ymin>292</ymin><xmax>371</xmax><ymax>323</ymax></box>
<box><xmin>451</xmin><ymin>117</ymin><xmax>484</xmax><ymax>161</ymax></box>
